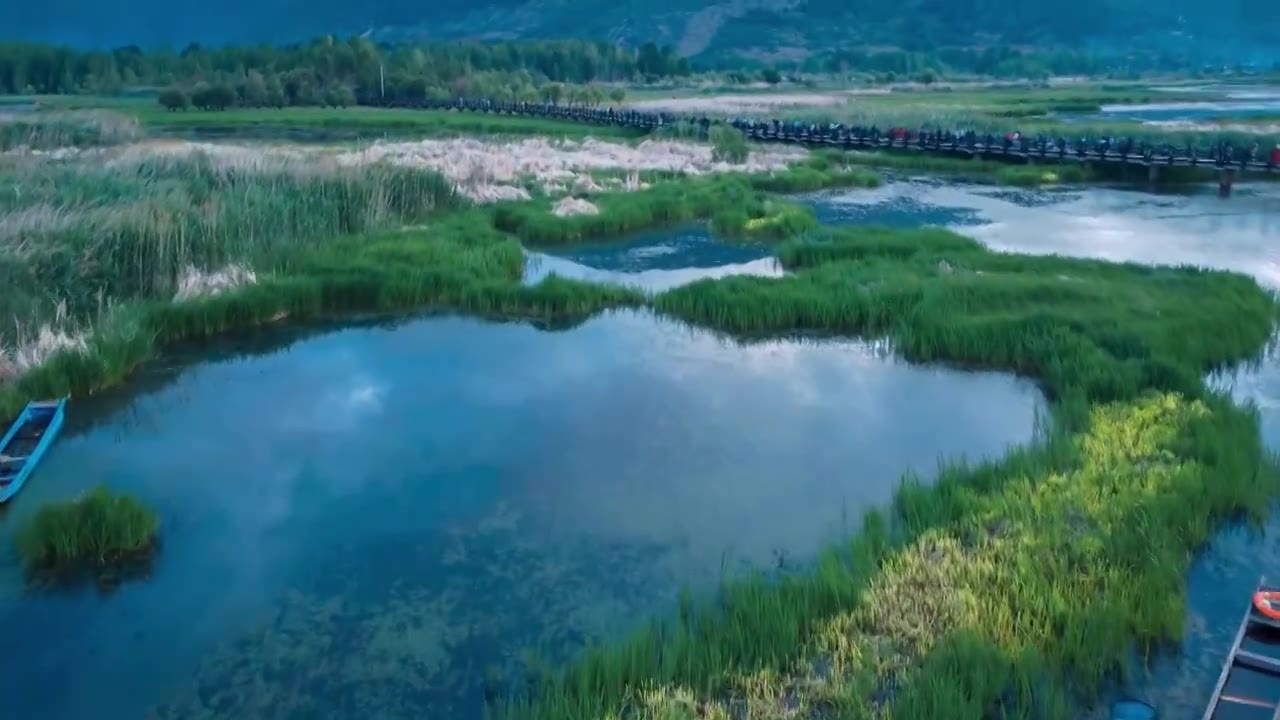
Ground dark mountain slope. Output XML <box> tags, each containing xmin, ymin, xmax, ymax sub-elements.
<box><xmin>2</xmin><ymin>0</ymin><xmax>1277</xmax><ymax>62</ymax></box>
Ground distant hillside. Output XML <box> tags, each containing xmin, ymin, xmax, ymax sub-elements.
<box><xmin>4</xmin><ymin>0</ymin><xmax>1279</xmax><ymax>63</ymax></box>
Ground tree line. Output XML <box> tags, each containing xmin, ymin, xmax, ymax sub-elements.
<box><xmin>0</xmin><ymin>37</ymin><xmax>693</xmax><ymax>100</ymax></box>
<box><xmin>156</xmin><ymin>72</ymin><xmax>630</xmax><ymax>111</ymax></box>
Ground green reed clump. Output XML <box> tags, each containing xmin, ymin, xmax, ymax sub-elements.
<box><xmin>709</xmin><ymin>124</ymin><xmax>749</xmax><ymax>164</ymax></box>
<box><xmin>0</xmin><ymin>110</ymin><xmax>141</xmax><ymax>150</ymax></box>
<box><xmin>745</xmin><ymin>152</ymin><xmax>881</xmax><ymax>193</ymax></box>
<box><xmin>710</xmin><ymin>197</ymin><xmax>817</xmax><ymax>241</ymax></box>
<box><xmin>15</xmin><ymin>485</ymin><xmax>159</xmax><ymax>578</ymax></box>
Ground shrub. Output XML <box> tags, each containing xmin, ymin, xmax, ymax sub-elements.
<box><xmin>158</xmin><ymin>86</ymin><xmax>189</xmax><ymax>111</ymax></box>
<box><xmin>710</xmin><ymin>124</ymin><xmax>749</xmax><ymax>164</ymax></box>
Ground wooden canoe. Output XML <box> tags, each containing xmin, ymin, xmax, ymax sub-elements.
<box><xmin>0</xmin><ymin>398</ymin><xmax>67</xmax><ymax>503</ymax></box>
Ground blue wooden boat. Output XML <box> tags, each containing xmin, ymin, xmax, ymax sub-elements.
<box><xmin>0</xmin><ymin>398</ymin><xmax>67</xmax><ymax>503</ymax></box>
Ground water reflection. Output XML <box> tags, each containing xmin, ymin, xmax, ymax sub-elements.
<box><xmin>1077</xmin><ymin>85</ymin><xmax>1280</xmax><ymax>123</ymax></box>
<box><xmin>524</xmin><ymin>224</ymin><xmax>780</xmax><ymax>291</ymax></box>
<box><xmin>0</xmin><ymin>309</ymin><xmax>1041</xmax><ymax>720</ymax></box>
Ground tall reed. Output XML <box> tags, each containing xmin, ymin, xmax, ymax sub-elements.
<box><xmin>0</xmin><ymin>152</ymin><xmax>461</xmax><ymax>347</ymax></box>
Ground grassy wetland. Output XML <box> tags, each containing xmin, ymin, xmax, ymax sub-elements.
<box><xmin>3</xmin><ymin>92</ymin><xmax>1280</xmax><ymax>718</ymax></box>
<box><xmin>500</xmin><ymin>230</ymin><xmax>1280</xmax><ymax>718</ymax></box>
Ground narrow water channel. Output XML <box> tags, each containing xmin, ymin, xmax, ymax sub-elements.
<box><xmin>0</xmin><ymin>309</ymin><xmax>1040</xmax><ymax>719</ymax></box>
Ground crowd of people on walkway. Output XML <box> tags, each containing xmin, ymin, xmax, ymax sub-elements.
<box><xmin>414</xmin><ymin>97</ymin><xmax>1280</xmax><ymax>170</ymax></box>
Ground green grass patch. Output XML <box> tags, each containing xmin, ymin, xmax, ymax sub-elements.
<box><xmin>666</xmin><ymin>226</ymin><xmax>1273</xmax><ymax>402</ymax></box>
<box><xmin>15</xmin><ymin>485</ymin><xmax>160</xmax><ymax>584</ymax></box>
<box><xmin>835</xmin><ymin>150</ymin><xmax>1094</xmax><ymax>185</ymax></box>
<box><xmin>493</xmin><ymin>163</ymin><xmax>875</xmax><ymax>246</ymax></box>
<box><xmin>0</xmin><ymin>109</ymin><xmax>141</xmax><ymax>150</ymax></box>
<box><xmin>710</xmin><ymin>197</ymin><xmax>817</xmax><ymax>241</ymax></box>
<box><xmin>135</xmin><ymin>106</ymin><xmax>644</xmax><ymax>140</ymax></box>
<box><xmin>747</xmin><ymin>153</ymin><xmax>882</xmax><ymax>193</ymax></box>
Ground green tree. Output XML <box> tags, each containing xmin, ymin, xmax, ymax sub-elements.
<box><xmin>190</xmin><ymin>81</ymin><xmax>213</xmax><ymax>109</ymax></box>
<box><xmin>158</xmin><ymin>86</ymin><xmax>189</xmax><ymax>111</ymax></box>
<box><xmin>241</xmin><ymin>69</ymin><xmax>268</xmax><ymax>107</ymax></box>
<box><xmin>325</xmin><ymin>84</ymin><xmax>356</xmax><ymax>107</ymax></box>
<box><xmin>264</xmin><ymin>74</ymin><xmax>286</xmax><ymax>108</ymax></box>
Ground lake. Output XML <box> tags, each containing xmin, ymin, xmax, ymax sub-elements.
<box><xmin>0</xmin><ymin>306</ymin><xmax>1041</xmax><ymax>719</ymax></box>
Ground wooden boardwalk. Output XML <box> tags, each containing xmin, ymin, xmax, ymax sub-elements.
<box><xmin>406</xmin><ymin>98</ymin><xmax>1280</xmax><ymax>179</ymax></box>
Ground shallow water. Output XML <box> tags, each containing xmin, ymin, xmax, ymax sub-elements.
<box><xmin>0</xmin><ymin>310</ymin><xmax>1040</xmax><ymax>720</ymax></box>
<box><xmin>809</xmin><ymin>178</ymin><xmax>1280</xmax><ymax>718</ymax></box>
<box><xmin>1094</xmin><ymin>84</ymin><xmax>1280</xmax><ymax>123</ymax></box>
<box><xmin>524</xmin><ymin>224</ymin><xmax>780</xmax><ymax>291</ymax></box>
<box><xmin>808</xmin><ymin>179</ymin><xmax>1280</xmax><ymax>287</ymax></box>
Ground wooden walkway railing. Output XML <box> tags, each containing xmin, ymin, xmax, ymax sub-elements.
<box><xmin>400</xmin><ymin>98</ymin><xmax>1280</xmax><ymax>178</ymax></box>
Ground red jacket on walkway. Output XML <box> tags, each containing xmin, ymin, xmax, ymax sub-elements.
<box><xmin>1271</xmin><ymin>146</ymin><xmax>1280</xmax><ymax>166</ymax></box>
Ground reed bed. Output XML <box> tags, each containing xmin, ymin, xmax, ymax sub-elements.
<box><xmin>15</xmin><ymin>484</ymin><xmax>160</xmax><ymax>581</ymax></box>
<box><xmin>0</xmin><ymin>110</ymin><xmax>141</xmax><ymax>151</ymax></box>
<box><xmin>336</xmin><ymin>136</ymin><xmax>806</xmax><ymax>200</ymax></box>
<box><xmin>662</xmin><ymin>227</ymin><xmax>1274</xmax><ymax>402</ymax></box>
<box><xmin>0</xmin><ymin>149</ymin><xmax>460</xmax><ymax>351</ymax></box>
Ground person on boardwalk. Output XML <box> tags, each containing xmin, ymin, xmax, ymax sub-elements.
<box><xmin>1271</xmin><ymin>144</ymin><xmax>1280</xmax><ymax>168</ymax></box>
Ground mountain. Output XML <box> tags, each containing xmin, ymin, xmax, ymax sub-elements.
<box><xmin>3</xmin><ymin>0</ymin><xmax>1278</xmax><ymax>63</ymax></box>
